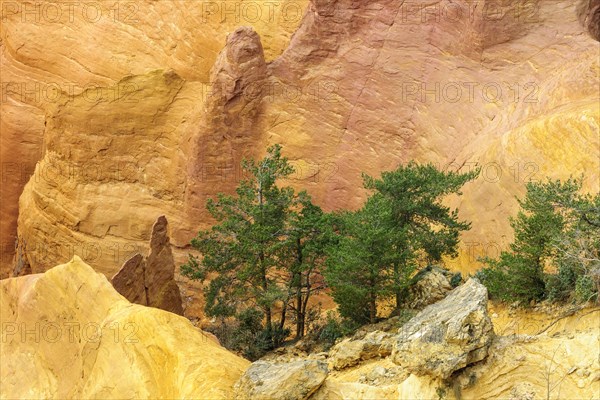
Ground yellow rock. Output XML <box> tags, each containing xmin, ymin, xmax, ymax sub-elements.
<box><xmin>312</xmin><ymin>307</ymin><xmax>600</xmax><ymax>400</ymax></box>
<box><xmin>0</xmin><ymin>256</ymin><xmax>249</xmax><ymax>399</ymax></box>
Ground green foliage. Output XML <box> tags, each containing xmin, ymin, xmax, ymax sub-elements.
<box><xmin>545</xmin><ymin>263</ymin><xmax>578</xmax><ymax>302</ymax></box>
<box><xmin>230</xmin><ymin>309</ymin><xmax>271</xmax><ymax>360</ymax></box>
<box><xmin>317</xmin><ymin>312</ymin><xmax>358</xmax><ymax>349</ymax></box>
<box><xmin>325</xmin><ymin>197</ymin><xmax>397</xmax><ymax>324</ymax></box>
<box><xmin>182</xmin><ymin>144</ymin><xmax>332</xmax><ymax>351</ymax></box>
<box><xmin>479</xmin><ymin>177</ymin><xmax>600</xmax><ymax>304</ymax></box>
<box><xmin>207</xmin><ymin>309</ymin><xmax>290</xmax><ymax>361</ymax></box>
<box><xmin>325</xmin><ymin>162</ymin><xmax>478</xmax><ymax>324</ymax></box>
<box><xmin>575</xmin><ymin>275</ymin><xmax>596</xmax><ymax>303</ymax></box>
<box><xmin>450</xmin><ymin>272</ymin><xmax>462</xmax><ymax>288</ymax></box>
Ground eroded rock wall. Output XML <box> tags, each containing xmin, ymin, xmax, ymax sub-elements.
<box><xmin>2</xmin><ymin>0</ymin><xmax>598</xmax><ymax>288</ymax></box>
<box><xmin>0</xmin><ymin>0</ymin><xmax>307</xmax><ymax>278</ymax></box>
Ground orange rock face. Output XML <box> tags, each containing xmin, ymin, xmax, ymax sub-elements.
<box><xmin>1</xmin><ymin>0</ymin><xmax>598</xmax><ymax>304</ymax></box>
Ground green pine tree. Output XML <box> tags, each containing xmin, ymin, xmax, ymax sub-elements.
<box><xmin>326</xmin><ymin>162</ymin><xmax>478</xmax><ymax>324</ymax></box>
<box><xmin>182</xmin><ymin>144</ymin><xmax>333</xmax><ymax>347</ymax></box>
<box><xmin>181</xmin><ymin>144</ymin><xmax>294</xmax><ymax>346</ymax></box>
<box><xmin>283</xmin><ymin>191</ymin><xmax>334</xmax><ymax>338</ymax></box>
<box><xmin>479</xmin><ymin>177</ymin><xmax>599</xmax><ymax>304</ymax></box>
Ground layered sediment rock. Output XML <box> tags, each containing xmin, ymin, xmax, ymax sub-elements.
<box><xmin>391</xmin><ymin>279</ymin><xmax>494</xmax><ymax>379</ymax></box>
<box><xmin>0</xmin><ymin>256</ymin><xmax>248</xmax><ymax>399</ymax></box>
<box><xmin>404</xmin><ymin>266</ymin><xmax>456</xmax><ymax>310</ymax></box>
<box><xmin>0</xmin><ymin>0</ymin><xmax>307</xmax><ymax>278</ymax></box>
<box><xmin>328</xmin><ymin>331</ymin><xmax>394</xmax><ymax>370</ymax></box>
<box><xmin>234</xmin><ymin>359</ymin><xmax>328</xmax><ymax>400</ymax></box>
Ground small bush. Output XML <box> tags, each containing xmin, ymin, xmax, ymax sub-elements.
<box><xmin>207</xmin><ymin>309</ymin><xmax>280</xmax><ymax>361</ymax></box>
<box><xmin>450</xmin><ymin>272</ymin><xmax>462</xmax><ymax>288</ymax></box>
<box><xmin>575</xmin><ymin>275</ymin><xmax>596</xmax><ymax>303</ymax></box>
<box><xmin>545</xmin><ymin>263</ymin><xmax>578</xmax><ymax>302</ymax></box>
<box><xmin>317</xmin><ymin>312</ymin><xmax>358</xmax><ymax>349</ymax></box>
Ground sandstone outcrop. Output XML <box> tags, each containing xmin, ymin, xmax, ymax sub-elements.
<box><xmin>313</xmin><ymin>304</ymin><xmax>599</xmax><ymax>399</ymax></box>
<box><xmin>1</xmin><ymin>0</ymin><xmax>597</xmax><ymax>328</ymax></box>
<box><xmin>0</xmin><ymin>0</ymin><xmax>307</xmax><ymax>278</ymax></box>
<box><xmin>328</xmin><ymin>331</ymin><xmax>393</xmax><ymax>370</ymax></box>
<box><xmin>404</xmin><ymin>265</ymin><xmax>457</xmax><ymax>309</ymax></box>
<box><xmin>111</xmin><ymin>253</ymin><xmax>146</xmax><ymax>306</ymax></box>
<box><xmin>144</xmin><ymin>215</ymin><xmax>183</xmax><ymax>314</ymax></box>
<box><xmin>391</xmin><ymin>278</ymin><xmax>494</xmax><ymax>379</ymax></box>
<box><xmin>111</xmin><ymin>215</ymin><xmax>183</xmax><ymax>315</ymax></box>
<box><xmin>234</xmin><ymin>359</ymin><xmax>328</xmax><ymax>400</ymax></box>
<box><xmin>0</xmin><ymin>256</ymin><xmax>249</xmax><ymax>399</ymax></box>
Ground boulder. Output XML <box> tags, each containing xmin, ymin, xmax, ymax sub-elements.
<box><xmin>234</xmin><ymin>359</ymin><xmax>328</xmax><ymax>400</ymax></box>
<box><xmin>328</xmin><ymin>340</ymin><xmax>366</xmax><ymax>370</ymax></box>
<box><xmin>405</xmin><ymin>266</ymin><xmax>456</xmax><ymax>309</ymax></box>
<box><xmin>391</xmin><ymin>279</ymin><xmax>494</xmax><ymax>379</ymax></box>
<box><xmin>328</xmin><ymin>330</ymin><xmax>393</xmax><ymax>370</ymax></box>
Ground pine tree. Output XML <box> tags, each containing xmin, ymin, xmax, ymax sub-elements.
<box><xmin>181</xmin><ymin>144</ymin><xmax>294</xmax><ymax>346</ymax></box>
<box><xmin>283</xmin><ymin>191</ymin><xmax>333</xmax><ymax>338</ymax></box>
<box><xmin>325</xmin><ymin>194</ymin><xmax>396</xmax><ymax>324</ymax></box>
<box><xmin>479</xmin><ymin>177</ymin><xmax>599</xmax><ymax>304</ymax></box>
<box><xmin>362</xmin><ymin>162</ymin><xmax>478</xmax><ymax>309</ymax></box>
<box><xmin>325</xmin><ymin>162</ymin><xmax>477</xmax><ymax>324</ymax></box>
<box><xmin>181</xmin><ymin>144</ymin><xmax>332</xmax><ymax>346</ymax></box>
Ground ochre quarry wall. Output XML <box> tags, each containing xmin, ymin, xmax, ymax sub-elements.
<box><xmin>1</xmin><ymin>0</ymin><xmax>598</xmax><ymax>317</ymax></box>
<box><xmin>0</xmin><ymin>0</ymin><xmax>307</xmax><ymax>277</ymax></box>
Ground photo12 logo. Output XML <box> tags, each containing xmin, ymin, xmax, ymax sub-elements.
<box><xmin>1</xmin><ymin>2</ymin><xmax>139</xmax><ymax>24</ymax></box>
<box><xmin>401</xmin><ymin>81</ymin><xmax>540</xmax><ymax>104</ymax></box>
<box><xmin>1</xmin><ymin>160</ymin><xmax>141</xmax><ymax>186</ymax></box>
<box><xmin>398</xmin><ymin>1</ymin><xmax>540</xmax><ymax>24</ymax></box>
<box><xmin>1</xmin><ymin>81</ymin><xmax>140</xmax><ymax>105</ymax></box>
<box><xmin>198</xmin><ymin>1</ymin><xmax>304</xmax><ymax>25</ymax></box>
<box><xmin>1</xmin><ymin>321</ymin><xmax>139</xmax><ymax>344</ymax></box>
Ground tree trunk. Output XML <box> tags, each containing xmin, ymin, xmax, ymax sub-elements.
<box><xmin>278</xmin><ymin>304</ymin><xmax>287</xmax><ymax>345</ymax></box>
<box><xmin>259</xmin><ymin>251</ymin><xmax>272</xmax><ymax>337</ymax></box>
<box><xmin>265</xmin><ymin>306</ymin><xmax>272</xmax><ymax>334</ymax></box>
<box><xmin>394</xmin><ymin>263</ymin><xmax>402</xmax><ymax>309</ymax></box>
<box><xmin>369</xmin><ymin>274</ymin><xmax>377</xmax><ymax>324</ymax></box>
<box><xmin>294</xmin><ymin>238</ymin><xmax>305</xmax><ymax>339</ymax></box>
<box><xmin>369</xmin><ymin>290</ymin><xmax>377</xmax><ymax>325</ymax></box>
<box><xmin>295</xmin><ymin>282</ymin><xmax>303</xmax><ymax>339</ymax></box>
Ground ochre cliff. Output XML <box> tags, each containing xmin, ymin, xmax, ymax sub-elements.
<box><xmin>1</xmin><ymin>0</ymin><xmax>599</xmax><ymax>300</ymax></box>
<box><xmin>0</xmin><ymin>0</ymin><xmax>307</xmax><ymax>277</ymax></box>
<box><xmin>0</xmin><ymin>256</ymin><xmax>249</xmax><ymax>399</ymax></box>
